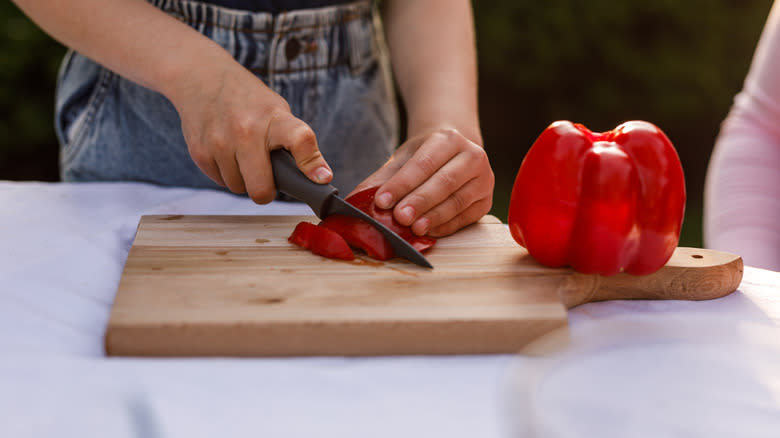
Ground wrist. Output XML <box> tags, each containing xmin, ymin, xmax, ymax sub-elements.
<box><xmin>404</xmin><ymin>91</ymin><xmax>482</xmax><ymax>146</ymax></box>
<box><xmin>157</xmin><ymin>41</ymin><xmax>239</xmax><ymax>108</ymax></box>
<box><xmin>406</xmin><ymin>118</ymin><xmax>483</xmax><ymax>147</ymax></box>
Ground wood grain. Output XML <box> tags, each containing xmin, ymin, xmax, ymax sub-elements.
<box><xmin>105</xmin><ymin>215</ymin><xmax>742</xmax><ymax>357</ymax></box>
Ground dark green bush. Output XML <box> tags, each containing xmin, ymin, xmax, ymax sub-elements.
<box><xmin>1</xmin><ymin>2</ymin><xmax>65</xmax><ymax>180</ymax></box>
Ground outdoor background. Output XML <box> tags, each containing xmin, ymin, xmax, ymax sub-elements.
<box><xmin>1</xmin><ymin>0</ymin><xmax>775</xmax><ymax>247</ymax></box>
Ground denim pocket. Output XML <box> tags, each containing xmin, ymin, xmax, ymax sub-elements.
<box><xmin>55</xmin><ymin>51</ymin><xmax>116</xmax><ymax>165</ymax></box>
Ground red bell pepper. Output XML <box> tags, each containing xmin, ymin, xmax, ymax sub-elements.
<box><xmin>288</xmin><ymin>221</ymin><xmax>355</xmax><ymax>261</ymax></box>
<box><xmin>290</xmin><ymin>187</ymin><xmax>436</xmax><ymax>262</ymax></box>
<box><xmin>508</xmin><ymin>120</ymin><xmax>686</xmax><ymax>276</ymax></box>
<box><xmin>320</xmin><ymin>214</ymin><xmax>394</xmax><ymax>260</ymax></box>
<box><xmin>326</xmin><ymin>187</ymin><xmax>437</xmax><ymax>254</ymax></box>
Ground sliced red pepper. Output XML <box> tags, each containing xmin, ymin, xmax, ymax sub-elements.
<box><xmin>287</xmin><ymin>221</ymin><xmax>355</xmax><ymax>261</ymax></box>
<box><xmin>508</xmin><ymin>121</ymin><xmax>686</xmax><ymax>276</ymax></box>
<box><xmin>331</xmin><ymin>187</ymin><xmax>437</xmax><ymax>253</ymax></box>
<box><xmin>320</xmin><ymin>214</ymin><xmax>394</xmax><ymax>260</ymax></box>
<box><xmin>288</xmin><ymin>187</ymin><xmax>436</xmax><ymax>262</ymax></box>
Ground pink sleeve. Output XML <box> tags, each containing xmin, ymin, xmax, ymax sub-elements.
<box><xmin>704</xmin><ymin>0</ymin><xmax>780</xmax><ymax>271</ymax></box>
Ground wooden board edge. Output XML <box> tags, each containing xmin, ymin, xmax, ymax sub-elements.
<box><xmin>105</xmin><ymin>317</ymin><xmax>568</xmax><ymax>357</ymax></box>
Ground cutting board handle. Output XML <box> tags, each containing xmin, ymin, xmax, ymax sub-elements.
<box><xmin>560</xmin><ymin>247</ymin><xmax>744</xmax><ymax>309</ymax></box>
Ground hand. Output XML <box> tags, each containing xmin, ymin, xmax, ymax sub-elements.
<box><xmin>169</xmin><ymin>62</ymin><xmax>333</xmax><ymax>203</ymax></box>
<box><xmin>353</xmin><ymin>128</ymin><xmax>494</xmax><ymax>237</ymax></box>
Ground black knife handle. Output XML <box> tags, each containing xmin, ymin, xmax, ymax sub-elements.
<box><xmin>270</xmin><ymin>149</ymin><xmax>337</xmax><ymax>217</ymax></box>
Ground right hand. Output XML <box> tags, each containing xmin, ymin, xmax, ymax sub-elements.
<box><xmin>168</xmin><ymin>61</ymin><xmax>332</xmax><ymax>204</ymax></box>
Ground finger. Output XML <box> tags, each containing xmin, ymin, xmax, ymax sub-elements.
<box><xmin>427</xmin><ymin>197</ymin><xmax>493</xmax><ymax>237</ymax></box>
<box><xmin>374</xmin><ymin>132</ymin><xmax>457</xmax><ymax>210</ymax></box>
<box><xmin>348</xmin><ymin>138</ymin><xmax>423</xmax><ymax>197</ymax></box>
<box><xmin>215</xmin><ymin>152</ymin><xmax>247</xmax><ymax>194</ymax></box>
<box><xmin>347</xmin><ymin>157</ymin><xmax>407</xmax><ymax>198</ymax></box>
<box><xmin>236</xmin><ymin>145</ymin><xmax>276</xmax><ymax>204</ymax></box>
<box><xmin>410</xmin><ymin>175</ymin><xmax>490</xmax><ymax>235</ymax></box>
<box><xmin>391</xmin><ymin>150</ymin><xmax>475</xmax><ymax>226</ymax></box>
<box><xmin>394</xmin><ymin>141</ymin><xmax>491</xmax><ymax>227</ymax></box>
<box><xmin>266</xmin><ymin>113</ymin><xmax>332</xmax><ymax>184</ymax></box>
<box><xmin>200</xmin><ymin>158</ymin><xmax>227</xmax><ymax>187</ymax></box>
<box><xmin>188</xmin><ymin>141</ymin><xmax>226</xmax><ymax>187</ymax></box>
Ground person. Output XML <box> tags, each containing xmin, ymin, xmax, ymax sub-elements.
<box><xmin>704</xmin><ymin>0</ymin><xmax>780</xmax><ymax>271</ymax></box>
<box><xmin>11</xmin><ymin>0</ymin><xmax>494</xmax><ymax>238</ymax></box>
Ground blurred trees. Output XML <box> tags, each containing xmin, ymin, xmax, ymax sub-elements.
<box><xmin>0</xmin><ymin>0</ymin><xmax>774</xmax><ymax>245</ymax></box>
<box><xmin>1</xmin><ymin>2</ymin><xmax>64</xmax><ymax>180</ymax></box>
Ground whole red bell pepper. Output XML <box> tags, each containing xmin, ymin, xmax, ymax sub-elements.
<box><xmin>508</xmin><ymin>120</ymin><xmax>686</xmax><ymax>276</ymax></box>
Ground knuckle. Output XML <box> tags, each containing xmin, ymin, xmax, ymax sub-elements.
<box><xmin>486</xmin><ymin>168</ymin><xmax>495</xmax><ymax>187</ymax></box>
<box><xmin>233</xmin><ymin>113</ymin><xmax>257</xmax><ymax>138</ymax></box>
<box><xmin>188</xmin><ymin>146</ymin><xmax>210</xmax><ymax>167</ymax></box>
<box><xmin>482</xmin><ymin>166</ymin><xmax>496</xmax><ymax>191</ymax></box>
<box><xmin>296</xmin><ymin>121</ymin><xmax>316</xmax><ymax>139</ymax></box>
<box><xmin>204</xmin><ymin>130</ymin><xmax>228</xmax><ymax>152</ymax></box>
<box><xmin>263</xmin><ymin>109</ymin><xmax>289</xmax><ymax>144</ymax></box>
<box><xmin>434</xmin><ymin>127</ymin><xmax>460</xmax><ymax>142</ymax></box>
<box><xmin>414</xmin><ymin>152</ymin><xmax>439</xmax><ymax>176</ymax></box>
<box><xmin>449</xmin><ymin>190</ymin><xmax>469</xmax><ymax>214</ymax></box>
<box><xmin>269</xmin><ymin>99</ymin><xmax>292</xmax><ymax>114</ymax></box>
<box><xmin>248</xmin><ymin>186</ymin><xmax>275</xmax><ymax>204</ymax></box>
<box><xmin>435</xmin><ymin>171</ymin><xmax>460</xmax><ymax>193</ymax></box>
<box><xmin>476</xmin><ymin>197</ymin><xmax>492</xmax><ymax>216</ymax></box>
<box><xmin>407</xmin><ymin>192</ymin><xmax>430</xmax><ymax>210</ymax></box>
<box><xmin>265</xmin><ymin>106</ymin><xmax>289</xmax><ymax>121</ymax></box>
<box><xmin>423</xmin><ymin>207</ymin><xmax>443</xmax><ymax>227</ymax></box>
<box><xmin>225</xmin><ymin>181</ymin><xmax>247</xmax><ymax>195</ymax></box>
<box><xmin>487</xmin><ymin>170</ymin><xmax>496</xmax><ymax>190</ymax></box>
<box><xmin>466</xmin><ymin>144</ymin><xmax>487</xmax><ymax>162</ymax></box>
<box><xmin>292</xmin><ymin>125</ymin><xmax>318</xmax><ymax>150</ymax></box>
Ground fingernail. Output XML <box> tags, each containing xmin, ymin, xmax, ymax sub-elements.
<box><xmin>400</xmin><ymin>205</ymin><xmax>415</xmax><ymax>223</ymax></box>
<box><xmin>376</xmin><ymin>191</ymin><xmax>393</xmax><ymax>208</ymax></box>
<box><xmin>313</xmin><ymin>166</ymin><xmax>332</xmax><ymax>183</ymax></box>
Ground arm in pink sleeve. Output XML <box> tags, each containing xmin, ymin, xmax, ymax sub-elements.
<box><xmin>704</xmin><ymin>0</ymin><xmax>780</xmax><ymax>271</ymax></box>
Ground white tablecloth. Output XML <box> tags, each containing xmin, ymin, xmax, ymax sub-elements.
<box><xmin>1</xmin><ymin>181</ymin><xmax>778</xmax><ymax>437</ymax></box>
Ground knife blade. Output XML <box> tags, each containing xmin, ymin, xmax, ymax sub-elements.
<box><xmin>270</xmin><ymin>149</ymin><xmax>433</xmax><ymax>268</ymax></box>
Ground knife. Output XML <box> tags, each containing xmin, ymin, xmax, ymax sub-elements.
<box><xmin>270</xmin><ymin>149</ymin><xmax>433</xmax><ymax>268</ymax></box>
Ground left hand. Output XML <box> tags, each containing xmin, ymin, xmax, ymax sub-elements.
<box><xmin>351</xmin><ymin>128</ymin><xmax>494</xmax><ymax>237</ymax></box>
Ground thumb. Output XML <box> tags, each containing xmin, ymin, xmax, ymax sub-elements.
<box><xmin>266</xmin><ymin>113</ymin><xmax>332</xmax><ymax>184</ymax></box>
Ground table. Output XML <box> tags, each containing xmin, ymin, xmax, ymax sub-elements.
<box><xmin>2</xmin><ymin>181</ymin><xmax>778</xmax><ymax>437</ymax></box>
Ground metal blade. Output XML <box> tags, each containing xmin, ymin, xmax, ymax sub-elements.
<box><xmin>324</xmin><ymin>195</ymin><xmax>433</xmax><ymax>269</ymax></box>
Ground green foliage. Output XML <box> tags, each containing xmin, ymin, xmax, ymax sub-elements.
<box><xmin>0</xmin><ymin>2</ymin><xmax>65</xmax><ymax>180</ymax></box>
<box><xmin>476</xmin><ymin>0</ymin><xmax>770</xmax><ymax>121</ymax></box>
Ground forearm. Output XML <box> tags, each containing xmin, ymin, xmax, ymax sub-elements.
<box><xmin>704</xmin><ymin>116</ymin><xmax>780</xmax><ymax>271</ymax></box>
<box><xmin>10</xmin><ymin>0</ymin><xmax>237</xmax><ymax>104</ymax></box>
<box><xmin>382</xmin><ymin>0</ymin><xmax>482</xmax><ymax>145</ymax></box>
<box><xmin>13</xmin><ymin>0</ymin><xmax>333</xmax><ymax>201</ymax></box>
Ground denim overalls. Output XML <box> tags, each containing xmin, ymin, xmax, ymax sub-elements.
<box><xmin>54</xmin><ymin>0</ymin><xmax>398</xmax><ymax>195</ymax></box>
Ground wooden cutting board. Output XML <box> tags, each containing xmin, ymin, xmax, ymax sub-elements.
<box><xmin>105</xmin><ymin>215</ymin><xmax>743</xmax><ymax>357</ymax></box>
